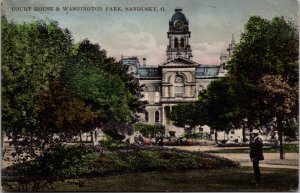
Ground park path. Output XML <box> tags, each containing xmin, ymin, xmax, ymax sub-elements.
<box><xmin>167</xmin><ymin>146</ymin><xmax>299</xmax><ymax>170</ymax></box>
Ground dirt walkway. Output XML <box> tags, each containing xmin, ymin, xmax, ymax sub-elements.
<box><xmin>167</xmin><ymin>146</ymin><xmax>299</xmax><ymax>169</ymax></box>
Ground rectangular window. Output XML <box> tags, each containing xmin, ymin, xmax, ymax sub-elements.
<box><xmin>148</xmin><ymin>92</ymin><xmax>154</xmax><ymax>104</ymax></box>
<box><xmin>174</xmin><ymin>86</ymin><xmax>184</xmax><ymax>97</ymax></box>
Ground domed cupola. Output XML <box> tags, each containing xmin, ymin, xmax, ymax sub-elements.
<box><xmin>170</xmin><ymin>8</ymin><xmax>188</xmax><ymax>26</ymax></box>
<box><xmin>166</xmin><ymin>8</ymin><xmax>192</xmax><ymax>60</ymax></box>
<box><xmin>169</xmin><ymin>8</ymin><xmax>189</xmax><ymax>32</ymax></box>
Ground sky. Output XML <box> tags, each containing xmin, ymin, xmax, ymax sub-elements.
<box><xmin>2</xmin><ymin>0</ymin><xmax>299</xmax><ymax>65</ymax></box>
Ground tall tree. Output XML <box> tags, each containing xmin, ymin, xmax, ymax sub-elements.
<box><xmin>61</xmin><ymin>61</ymin><xmax>133</xmax><ymax>139</ymax></box>
<box><xmin>199</xmin><ymin>77</ymin><xmax>240</xmax><ymax>143</ymax></box>
<box><xmin>72</xmin><ymin>39</ymin><xmax>146</xmax><ymax>119</ymax></box>
<box><xmin>258</xmin><ymin>75</ymin><xmax>298</xmax><ymax>158</ymax></box>
<box><xmin>228</xmin><ymin>16</ymin><xmax>298</xmax><ymax>158</ymax></box>
<box><xmin>2</xmin><ymin>17</ymin><xmax>72</xmax><ymax>157</ymax></box>
<box><xmin>64</xmin><ymin>39</ymin><xmax>145</xmax><ymax>138</ymax></box>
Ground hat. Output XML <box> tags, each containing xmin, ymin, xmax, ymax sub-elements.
<box><xmin>251</xmin><ymin>129</ymin><xmax>260</xmax><ymax>134</ymax></box>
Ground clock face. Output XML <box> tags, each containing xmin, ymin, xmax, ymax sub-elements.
<box><xmin>174</xmin><ymin>20</ymin><xmax>184</xmax><ymax>29</ymax></box>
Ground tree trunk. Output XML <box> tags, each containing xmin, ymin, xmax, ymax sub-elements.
<box><xmin>90</xmin><ymin>131</ymin><xmax>94</xmax><ymax>144</ymax></box>
<box><xmin>79</xmin><ymin>130</ymin><xmax>83</xmax><ymax>147</ymax></box>
<box><xmin>1</xmin><ymin>130</ymin><xmax>4</xmax><ymax>157</ymax></box>
<box><xmin>1</xmin><ymin>130</ymin><xmax>4</xmax><ymax>149</ymax></box>
<box><xmin>278</xmin><ymin>120</ymin><xmax>284</xmax><ymax>159</ymax></box>
<box><xmin>242</xmin><ymin>126</ymin><xmax>246</xmax><ymax>143</ymax></box>
<box><xmin>214</xmin><ymin>129</ymin><xmax>218</xmax><ymax>144</ymax></box>
<box><xmin>94</xmin><ymin>129</ymin><xmax>98</xmax><ymax>146</ymax></box>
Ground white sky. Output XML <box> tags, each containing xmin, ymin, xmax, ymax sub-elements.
<box><xmin>2</xmin><ymin>0</ymin><xmax>299</xmax><ymax>65</ymax></box>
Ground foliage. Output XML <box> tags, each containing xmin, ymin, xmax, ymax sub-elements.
<box><xmin>2</xmin><ymin>19</ymin><xmax>146</xmax><ymax>191</ymax></box>
<box><xmin>283</xmin><ymin>120</ymin><xmax>298</xmax><ymax>140</ymax></box>
<box><xmin>63</xmin><ymin>39</ymin><xmax>145</xmax><ymax>138</ymax></box>
<box><xmin>134</xmin><ymin>123</ymin><xmax>165</xmax><ymax>138</ymax></box>
<box><xmin>71</xmin><ymin>39</ymin><xmax>146</xmax><ymax>121</ymax></box>
<box><xmin>199</xmin><ymin>77</ymin><xmax>240</xmax><ymax>132</ymax></box>
<box><xmin>1</xmin><ymin>16</ymin><xmax>146</xmax><ymax>191</ymax></box>
<box><xmin>282</xmin><ymin>144</ymin><xmax>298</xmax><ymax>153</ymax></box>
<box><xmin>183</xmin><ymin>132</ymin><xmax>211</xmax><ymax>140</ymax></box>
<box><xmin>3</xmin><ymin>145</ymin><xmax>239</xmax><ymax>191</ymax></box>
<box><xmin>62</xmin><ymin>62</ymin><xmax>131</xmax><ymax>124</ymax></box>
<box><xmin>2</xmin><ymin>145</ymin><xmax>97</xmax><ymax>191</ymax></box>
<box><xmin>170</xmin><ymin>16</ymin><xmax>298</xmax><ymax>147</ymax></box>
<box><xmin>2</xmin><ymin>17</ymin><xmax>71</xmax><ymax>131</ymax></box>
<box><xmin>170</xmin><ymin>77</ymin><xmax>240</xmax><ymax>141</ymax></box>
<box><xmin>258</xmin><ymin>74</ymin><xmax>298</xmax><ymax>119</ymax></box>
<box><xmin>227</xmin><ymin>16</ymin><xmax>298</xmax><ymax>158</ymax></box>
<box><xmin>227</xmin><ymin>16</ymin><xmax>298</xmax><ymax>126</ymax></box>
<box><xmin>1</xmin><ymin>16</ymin><xmax>72</xmax><ymax>158</ymax></box>
<box><xmin>36</xmin><ymin>81</ymin><xmax>98</xmax><ymax>141</ymax></box>
<box><xmin>170</xmin><ymin>103</ymin><xmax>204</xmax><ymax>132</ymax></box>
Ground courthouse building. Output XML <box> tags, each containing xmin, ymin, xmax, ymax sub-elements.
<box><xmin>121</xmin><ymin>8</ymin><xmax>235</xmax><ymax>137</ymax></box>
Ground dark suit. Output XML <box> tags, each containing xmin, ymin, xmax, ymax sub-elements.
<box><xmin>250</xmin><ymin>136</ymin><xmax>264</xmax><ymax>184</ymax></box>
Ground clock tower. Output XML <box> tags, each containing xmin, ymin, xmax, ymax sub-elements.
<box><xmin>166</xmin><ymin>8</ymin><xmax>192</xmax><ymax>60</ymax></box>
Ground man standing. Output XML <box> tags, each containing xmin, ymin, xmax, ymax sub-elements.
<box><xmin>250</xmin><ymin>129</ymin><xmax>264</xmax><ymax>184</ymax></box>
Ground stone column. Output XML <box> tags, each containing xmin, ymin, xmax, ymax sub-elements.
<box><xmin>170</xmin><ymin>86</ymin><xmax>174</xmax><ymax>97</ymax></box>
<box><xmin>164</xmin><ymin>87</ymin><xmax>168</xmax><ymax>97</ymax></box>
<box><xmin>161</xmin><ymin>106</ymin><xmax>165</xmax><ymax>124</ymax></box>
<box><xmin>191</xmin><ymin>85</ymin><xmax>196</xmax><ymax>97</ymax></box>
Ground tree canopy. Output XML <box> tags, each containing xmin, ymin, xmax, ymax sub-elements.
<box><xmin>2</xmin><ymin>17</ymin><xmax>71</xmax><ymax>134</ymax></box>
<box><xmin>2</xmin><ymin>16</ymin><xmax>145</xmax><ymax>157</ymax></box>
<box><xmin>227</xmin><ymin>16</ymin><xmax>298</xmax><ymax>125</ymax></box>
<box><xmin>169</xmin><ymin>16</ymin><xmax>298</xmax><ymax>148</ymax></box>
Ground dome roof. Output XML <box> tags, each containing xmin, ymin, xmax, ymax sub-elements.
<box><xmin>171</xmin><ymin>8</ymin><xmax>187</xmax><ymax>24</ymax></box>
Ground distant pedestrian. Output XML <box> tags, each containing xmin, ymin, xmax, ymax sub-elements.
<box><xmin>274</xmin><ymin>131</ymin><xmax>279</xmax><ymax>148</ymax></box>
<box><xmin>158</xmin><ymin>137</ymin><xmax>164</xmax><ymax>147</ymax></box>
<box><xmin>250</xmin><ymin>129</ymin><xmax>264</xmax><ymax>184</ymax></box>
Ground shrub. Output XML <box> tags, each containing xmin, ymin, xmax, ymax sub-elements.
<box><xmin>134</xmin><ymin>123</ymin><xmax>165</xmax><ymax>138</ymax></box>
<box><xmin>3</xmin><ymin>144</ymin><xmax>240</xmax><ymax>191</ymax></box>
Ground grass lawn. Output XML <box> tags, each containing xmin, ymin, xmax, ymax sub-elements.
<box><xmin>46</xmin><ymin>167</ymin><xmax>298</xmax><ymax>192</ymax></box>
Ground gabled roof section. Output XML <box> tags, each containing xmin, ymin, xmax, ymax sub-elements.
<box><xmin>159</xmin><ymin>56</ymin><xmax>198</xmax><ymax>67</ymax></box>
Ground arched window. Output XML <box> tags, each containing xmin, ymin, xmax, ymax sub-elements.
<box><xmin>145</xmin><ymin>111</ymin><xmax>149</xmax><ymax>122</ymax></box>
<box><xmin>174</xmin><ymin>38</ymin><xmax>179</xmax><ymax>48</ymax></box>
<box><xmin>155</xmin><ymin>110</ymin><xmax>160</xmax><ymax>123</ymax></box>
<box><xmin>180</xmin><ymin>38</ymin><xmax>184</xmax><ymax>48</ymax></box>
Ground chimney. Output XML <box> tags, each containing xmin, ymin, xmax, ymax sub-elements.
<box><xmin>143</xmin><ymin>58</ymin><xmax>146</xmax><ymax>66</ymax></box>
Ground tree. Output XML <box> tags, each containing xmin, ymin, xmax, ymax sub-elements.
<box><xmin>36</xmin><ymin>81</ymin><xmax>98</xmax><ymax>146</ymax></box>
<box><xmin>61</xmin><ymin>61</ymin><xmax>133</xmax><ymax>140</ymax></box>
<box><xmin>65</xmin><ymin>39</ymin><xmax>145</xmax><ymax>138</ymax></box>
<box><xmin>72</xmin><ymin>39</ymin><xmax>146</xmax><ymax>119</ymax></box>
<box><xmin>258</xmin><ymin>75</ymin><xmax>298</xmax><ymax>158</ymax></box>
<box><xmin>198</xmin><ymin>77</ymin><xmax>240</xmax><ymax>143</ymax></box>
<box><xmin>228</xmin><ymin>16</ymin><xmax>298</xmax><ymax>158</ymax></box>
<box><xmin>2</xmin><ymin>16</ymin><xmax>72</xmax><ymax>158</ymax></box>
<box><xmin>170</xmin><ymin>103</ymin><xmax>205</xmax><ymax>134</ymax></box>
<box><xmin>169</xmin><ymin>77</ymin><xmax>241</xmax><ymax>143</ymax></box>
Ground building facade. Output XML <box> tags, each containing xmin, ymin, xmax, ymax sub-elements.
<box><xmin>121</xmin><ymin>8</ymin><xmax>234</xmax><ymax>137</ymax></box>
